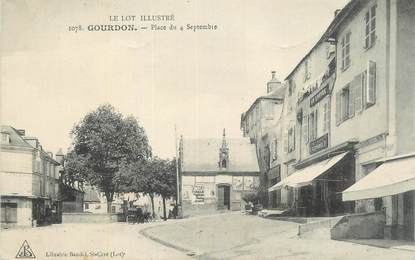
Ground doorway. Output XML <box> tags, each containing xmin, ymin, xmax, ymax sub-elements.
<box><xmin>1</xmin><ymin>202</ymin><xmax>17</xmax><ymax>223</ymax></box>
<box><xmin>217</xmin><ymin>185</ymin><xmax>230</xmax><ymax>210</ymax></box>
<box><xmin>403</xmin><ymin>191</ymin><xmax>414</xmax><ymax>241</ymax></box>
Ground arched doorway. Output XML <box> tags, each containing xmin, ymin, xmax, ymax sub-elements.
<box><xmin>217</xmin><ymin>184</ymin><xmax>231</xmax><ymax>210</ymax></box>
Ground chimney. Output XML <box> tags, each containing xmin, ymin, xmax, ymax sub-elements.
<box><xmin>267</xmin><ymin>70</ymin><xmax>281</xmax><ymax>94</ymax></box>
<box><xmin>334</xmin><ymin>9</ymin><xmax>341</xmax><ymax>18</ymax></box>
<box><xmin>16</xmin><ymin>129</ymin><xmax>25</xmax><ymax>136</ymax></box>
<box><xmin>55</xmin><ymin>148</ymin><xmax>65</xmax><ymax>165</ymax></box>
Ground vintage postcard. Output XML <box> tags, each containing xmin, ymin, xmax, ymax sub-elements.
<box><xmin>1</xmin><ymin>0</ymin><xmax>415</xmax><ymax>259</ymax></box>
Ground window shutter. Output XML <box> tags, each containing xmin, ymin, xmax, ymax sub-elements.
<box><xmin>349</xmin><ymin>83</ymin><xmax>355</xmax><ymax>118</ymax></box>
<box><xmin>336</xmin><ymin>91</ymin><xmax>341</xmax><ymax>126</ymax></box>
<box><xmin>314</xmin><ymin>109</ymin><xmax>318</xmax><ymax>139</ymax></box>
<box><xmin>303</xmin><ymin>115</ymin><xmax>309</xmax><ymax>143</ymax></box>
<box><xmin>354</xmin><ymin>74</ymin><xmax>363</xmax><ymax>112</ymax></box>
<box><xmin>293</xmin><ymin>126</ymin><xmax>296</xmax><ymax>148</ymax></box>
<box><xmin>283</xmin><ymin>130</ymin><xmax>288</xmax><ymax>153</ymax></box>
<box><xmin>367</xmin><ymin>61</ymin><xmax>376</xmax><ymax>105</ymax></box>
<box><xmin>362</xmin><ymin>71</ymin><xmax>367</xmax><ymax>107</ymax></box>
<box><xmin>323</xmin><ymin>103</ymin><xmax>328</xmax><ymax>132</ymax></box>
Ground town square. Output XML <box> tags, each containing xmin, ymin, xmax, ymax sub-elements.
<box><xmin>1</xmin><ymin>0</ymin><xmax>415</xmax><ymax>259</ymax></box>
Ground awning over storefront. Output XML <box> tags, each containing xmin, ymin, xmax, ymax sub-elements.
<box><xmin>268</xmin><ymin>152</ymin><xmax>348</xmax><ymax>192</ymax></box>
<box><xmin>343</xmin><ymin>155</ymin><xmax>415</xmax><ymax>201</ymax></box>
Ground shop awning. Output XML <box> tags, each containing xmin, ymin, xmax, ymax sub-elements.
<box><xmin>268</xmin><ymin>152</ymin><xmax>348</xmax><ymax>192</ymax></box>
<box><xmin>343</xmin><ymin>155</ymin><xmax>415</xmax><ymax>201</ymax></box>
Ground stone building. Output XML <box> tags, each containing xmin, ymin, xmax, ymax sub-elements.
<box><xmin>179</xmin><ymin>130</ymin><xmax>260</xmax><ymax>216</ymax></box>
<box><xmin>0</xmin><ymin>126</ymin><xmax>61</xmax><ymax>227</ymax></box>
<box><xmin>240</xmin><ymin>71</ymin><xmax>285</xmax><ymax>207</ymax></box>
<box><xmin>243</xmin><ymin>0</ymin><xmax>415</xmax><ymax>241</ymax></box>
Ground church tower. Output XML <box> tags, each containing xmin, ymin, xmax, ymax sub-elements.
<box><xmin>218</xmin><ymin>128</ymin><xmax>229</xmax><ymax>169</ymax></box>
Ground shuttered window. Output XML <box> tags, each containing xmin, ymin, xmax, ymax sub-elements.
<box><xmin>283</xmin><ymin>130</ymin><xmax>288</xmax><ymax>153</ymax></box>
<box><xmin>354</xmin><ymin>73</ymin><xmax>363</xmax><ymax>112</ymax></box>
<box><xmin>303</xmin><ymin>115</ymin><xmax>309</xmax><ymax>143</ymax></box>
<box><xmin>365</xmin><ymin>5</ymin><xmax>377</xmax><ymax>49</ymax></box>
<box><xmin>336</xmin><ymin>91</ymin><xmax>341</xmax><ymax>126</ymax></box>
<box><xmin>289</xmin><ymin>127</ymin><xmax>295</xmax><ymax>153</ymax></box>
<box><xmin>341</xmin><ymin>86</ymin><xmax>350</xmax><ymax>121</ymax></box>
<box><xmin>323</xmin><ymin>102</ymin><xmax>330</xmax><ymax>133</ymax></box>
<box><xmin>366</xmin><ymin>61</ymin><xmax>376</xmax><ymax>106</ymax></box>
<box><xmin>341</xmin><ymin>32</ymin><xmax>351</xmax><ymax>71</ymax></box>
<box><xmin>272</xmin><ymin>139</ymin><xmax>278</xmax><ymax>160</ymax></box>
<box><xmin>349</xmin><ymin>82</ymin><xmax>355</xmax><ymax>118</ymax></box>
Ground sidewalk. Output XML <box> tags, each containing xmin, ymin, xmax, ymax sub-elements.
<box><xmin>345</xmin><ymin>239</ymin><xmax>415</xmax><ymax>252</ymax></box>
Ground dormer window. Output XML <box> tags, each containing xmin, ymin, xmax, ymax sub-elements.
<box><xmin>1</xmin><ymin>133</ymin><xmax>10</xmax><ymax>144</ymax></box>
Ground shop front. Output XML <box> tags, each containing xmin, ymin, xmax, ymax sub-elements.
<box><xmin>343</xmin><ymin>153</ymin><xmax>415</xmax><ymax>241</ymax></box>
<box><xmin>269</xmin><ymin>149</ymin><xmax>356</xmax><ymax>217</ymax></box>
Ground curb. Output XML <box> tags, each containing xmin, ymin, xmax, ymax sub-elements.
<box><xmin>139</xmin><ymin>225</ymin><xmax>198</xmax><ymax>257</ymax></box>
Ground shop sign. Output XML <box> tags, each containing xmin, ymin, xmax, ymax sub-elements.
<box><xmin>309</xmin><ymin>134</ymin><xmax>328</xmax><ymax>154</ymax></box>
<box><xmin>192</xmin><ymin>184</ymin><xmax>204</xmax><ymax>203</ymax></box>
<box><xmin>310</xmin><ymin>85</ymin><xmax>329</xmax><ymax>107</ymax></box>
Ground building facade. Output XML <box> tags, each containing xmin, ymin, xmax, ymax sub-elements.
<box><xmin>0</xmin><ymin>126</ymin><xmax>61</xmax><ymax>227</ymax></box>
<box><xmin>240</xmin><ymin>71</ymin><xmax>285</xmax><ymax>207</ymax></box>
<box><xmin>242</xmin><ymin>0</ymin><xmax>415</xmax><ymax>240</ymax></box>
<box><xmin>179</xmin><ymin>130</ymin><xmax>260</xmax><ymax>216</ymax></box>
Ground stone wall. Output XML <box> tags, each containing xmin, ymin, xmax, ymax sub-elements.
<box><xmin>331</xmin><ymin>211</ymin><xmax>385</xmax><ymax>240</ymax></box>
<box><xmin>62</xmin><ymin>213</ymin><xmax>123</xmax><ymax>223</ymax></box>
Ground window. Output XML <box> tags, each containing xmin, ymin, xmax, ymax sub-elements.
<box><xmin>264</xmin><ymin>102</ymin><xmax>274</xmax><ymax>119</ymax></box>
<box><xmin>288</xmin><ymin>127</ymin><xmax>295</xmax><ymax>153</ymax></box>
<box><xmin>221</xmin><ymin>159</ymin><xmax>227</xmax><ymax>168</ymax></box>
<box><xmin>336</xmin><ymin>83</ymin><xmax>356</xmax><ymax>125</ymax></box>
<box><xmin>365</xmin><ymin>5</ymin><xmax>377</xmax><ymax>49</ymax></box>
<box><xmin>341</xmin><ymin>32</ymin><xmax>351</xmax><ymax>71</ymax></box>
<box><xmin>323</xmin><ymin>102</ymin><xmax>330</xmax><ymax>133</ymax></box>
<box><xmin>288</xmin><ymin>79</ymin><xmax>295</xmax><ymax>96</ymax></box>
<box><xmin>272</xmin><ymin>138</ymin><xmax>278</xmax><ymax>161</ymax></box>
<box><xmin>341</xmin><ymin>87</ymin><xmax>350</xmax><ymax>121</ymax></box>
<box><xmin>366</xmin><ymin>60</ymin><xmax>376</xmax><ymax>106</ymax></box>
<box><xmin>309</xmin><ymin>110</ymin><xmax>318</xmax><ymax>141</ymax></box>
<box><xmin>85</xmin><ymin>203</ymin><xmax>89</xmax><ymax>210</ymax></box>
<box><xmin>303</xmin><ymin>115</ymin><xmax>309</xmax><ymax>143</ymax></box>
<box><xmin>1</xmin><ymin>133</ymin><xmax>9</xmax><ymax>144</ymax></box>
<box><xmin>304</xmin><ymin>59</ymin><xmax>311</xmax><ymax>81</ymax></box>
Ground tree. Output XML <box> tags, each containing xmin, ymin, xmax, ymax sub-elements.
<box><xmin>119</xmin><ymin>157</ymin><xmax>177</xmax><ymax>220</ymax></box>
<box><xmin>68</xmin><ymin>104</ymin><xmax>151</xmax><ymax>212</ymax></box>
<box><xmin>152</xmin><ymin>158</ymin><xmax>177</xmax><ymax>220</ymax></box>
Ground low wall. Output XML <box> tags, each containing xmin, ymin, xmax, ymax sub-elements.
<box><xmin>331</xmin><ymin>211</ymin><xmax>385</xmax><ymax>240</ymax></box>
<box><xmin>62</xmin><ymin>213</ymin><xmax>124</xmax><ymax>223</ymax></box>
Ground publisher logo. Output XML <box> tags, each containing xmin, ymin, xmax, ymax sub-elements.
<box><xmin>15</xmin><ymin>240</ymin><xmax>35</xmax><ymax>258</ymax></box>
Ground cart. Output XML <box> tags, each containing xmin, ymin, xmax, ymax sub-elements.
<box><xmin>126</xmin><ymin>207</ymin><xmax>138</xmax><ymax>224</ymax></box>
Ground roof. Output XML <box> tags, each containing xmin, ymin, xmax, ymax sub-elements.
<box><xmin>83</xmin><ymin>185</ymin><xmax>101</xmax><ymax>202</ymax></box>
<box><xmin>181</xmin><ymin>138</ymin><xmax>260</xmax><ymax>172</ymax></box>
<box><xmin>1</xmin><ymin>125</ymin><xmax>33</xmax><ymax>149</ymax></box>
<box><xmin>1</xmin><ymin>125</ymin><xmax>60</xmax><ymax>165</ymax></box>
<box><xmin>241</xmin><ymin>91</ymin><xmax>284</xmax><ymax>121</ymax></box>
<box><xmin>284</xmin><ymin>0</ymin><xmax>361</xmax><ymax>80</ymax></box>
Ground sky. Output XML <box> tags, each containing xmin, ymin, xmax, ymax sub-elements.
<box><xmin>0</xmin><ymin>0</ymin><xmax>349</xmax><ymax>159</ymax></box>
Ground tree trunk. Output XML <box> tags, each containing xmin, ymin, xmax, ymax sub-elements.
<box><xmin>149</xmin><ymin>193</ymin><xmax>155</xmax><ymax>218</ymax></box>
<box><xmin>105</xmin><ymin>192</ymin><xmax>113</xmax><ymax>213</ymax></box>
<box><xmin>162</xmin><ymin>196</ymin><xmax>167</xmax><ymax>221</ymax></box>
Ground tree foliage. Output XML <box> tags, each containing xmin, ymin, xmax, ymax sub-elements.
<box><xmin>64</xmin><ymin>104</ymin><xmax>151</xmax><ymax>210</ymax></box>
<box><xmin>119</xmin><ymin>157</ymin><xmax>177</xmax><ymax>218</ymax></box>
